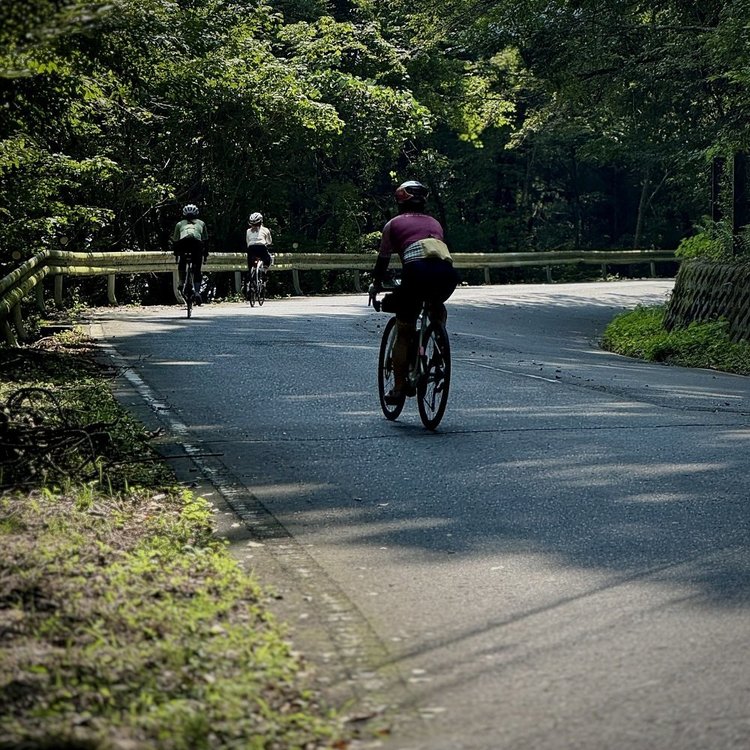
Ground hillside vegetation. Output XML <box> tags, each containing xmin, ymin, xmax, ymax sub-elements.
<box><xmin>2</xmin><ymin>0</ymin><xmax>749</xmax><ymax>282</ymax></box>
<box><xmin>0</xmin><ymin>332</ymin><xmax>355</xmax><ymax>749</ymax></box>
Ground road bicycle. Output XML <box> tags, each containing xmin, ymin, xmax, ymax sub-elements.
<box><xmin>181</xmin><ymin>259</ymin><xmax>195</xmax><ymax>318</ymax></box>
<box><xmin>245</xmin><ymin>258</ymin><xmax>267</xmax><ymax>307</ymax></box>
<box><xmin>368</xmin><ymin>284</ymin><xmax>452</xmax><ymax>430</ymax></box>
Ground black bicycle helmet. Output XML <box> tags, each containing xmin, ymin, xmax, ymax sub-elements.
<box><xmin>395</xmin><ymin>180</ymin><xmax>429</xmax><ymax>205</ymax></box>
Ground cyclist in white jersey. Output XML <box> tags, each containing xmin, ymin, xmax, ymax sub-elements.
<box><xmin>246</xmin><ymin>212</ymin><xmax>273</xmax><ymax>269</ymax></box>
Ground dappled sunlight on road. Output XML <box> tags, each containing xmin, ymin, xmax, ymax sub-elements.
<box><xmin>284</xmin><ymin>391</ymin><xmax>369</xmax><ymax>401</ymax></box>
<box><xmin>249</xmin><ymin>482</ymin><xmax>334</xmax><ymax>499</ymax></box>
<box><xmin>449</xmin><ymin>280</ymin><xmax>675</xmax><ymax>311</ymax></box>
<box><xmin>473</xmin><ymin>457</ymin><xmax>728</xmax><ymax>480</ymax></box>
<box><xmin>91</xmin><ymin>283</ymin><xmax>750</xmax><ymax>612</ymax></box>
<box><xmin>311</xmin><ymin>342</ymin><xmax>375</xmax><ymax>350</ymax></box>
<box><xmin>152</xmin><ymin>360</ymin><xmax>213</xmax><ymax>366</ymax></box>
<box><xmin>619</xmin><ymin>492</ymin><xmax>687</xmax><ymax>504</ymax></box>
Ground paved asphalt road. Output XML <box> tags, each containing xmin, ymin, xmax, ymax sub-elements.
<box><xmin>90</xmin><ymin>280</ymin><xmax>750</xmax><ymax>750</ymax></box>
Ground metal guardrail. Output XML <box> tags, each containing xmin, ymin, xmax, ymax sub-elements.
<box><xmin>0</xmin><ymin>248</ymin><xmax>677</xmax><ymax>345</ymax></box>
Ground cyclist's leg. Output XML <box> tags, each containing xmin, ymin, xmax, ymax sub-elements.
<box><xmin>256</xmin><ymin>257</ymin><xmax>267</xmax><ymax>304</ymax></box>
<box><xmin>385</xmin><ymin>285</ymin><xmax>419</xmax><ymax>400</ymax></box>
<box><xmin>391</xmin><ymin>317</ymin><xmax>414</xmax><ymax>396</ymax></box>
<box><xmin>190</xmin><ymin>242</ymin><xmax>203</xmax><ymax>302</ymax></box>
<box><xmin>244</xmin><ymin>254</ymin><xmax>255</xmax><ymax>299</ymax></box>
<box><xmin>193</xmin><ymin>240</ymin><xmax>203</xmax><ymax>305</ymax></box>
<box><xmin>176</xmin><ymin>242</ymin><xmax>188</xmax><ymax>287</ymax></box>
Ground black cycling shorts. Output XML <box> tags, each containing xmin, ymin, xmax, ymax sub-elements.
<box><xmin>247</xmin><ymin>244</ymin><xmax>272</xmax><ymax>268</ymax></box>
<box><xmin>385</xmin><ymin>259</ymin><xmax>459</xmax><ymax>322</ymax></box>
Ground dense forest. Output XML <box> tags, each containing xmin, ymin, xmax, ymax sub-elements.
<box><xmin>1</xmin><ymin>0</ymin><xmax>749</xmax><ymax>269</ymax></box>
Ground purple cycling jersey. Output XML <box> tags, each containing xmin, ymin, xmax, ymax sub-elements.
<box><xmin>379</xmin><ymin>213</ymin><xmax>445</xmax><ymax>261</ymax></box>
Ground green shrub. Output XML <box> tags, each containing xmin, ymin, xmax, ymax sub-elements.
<box><xmin>675</xmin><ymin>232</ymin><xmax>724</xmax><ymax>260</ymax></box>
<box><xmin>674</xmin><ymin>217</ymin><xmax>750</xmax><ymax>260</ymax></box>
<box><xmin>602</xmin><ymin>304</ymin><xmax>750</xmax><ymax>374</ymax></box>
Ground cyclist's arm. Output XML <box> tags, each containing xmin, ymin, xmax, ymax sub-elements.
<box><xmin>199</xmin><ymin>221</ymin><xmax>209</xmax><ymax>258</ymax></box>
<box><xmin>372</xmin><ymin>254</ymin><xmax>389</xmax><ymax>289</ymax></box>
<box><xmin>171</xmin><ymin>224</ymin><xmax>180</xmax><ymax>258</ymax></box>
<box><xmin>373</xmin><ymin>222</ymin><xmax>394</xmax><ymax>288</ymax></box>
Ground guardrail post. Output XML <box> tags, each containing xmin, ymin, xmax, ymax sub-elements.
<box><xmin>11</xmin><ymin>303</ymin><xmax>26</xmax><ymax>341</ymax></box>
<box><xmin>484</xmin><ymin>267</ymin><xmax>491</xmax><ymax>285</ymax></box>
<box><xmin>291</xmin><ymin>269</ymin><xmax>303</xmax><ymax>295</ymax></box>
<box><xmin>234</xmin><ymin>271</ymin><xmax>242</xmax><ymax>294</ymax></box>
<box><xmin>54</xmin><ymin>275</ymin><xmax>63</xmax><ymax>307</ymax></box>
<box><xmin>650</xmin><ymin>261</ymin><xmax>656</xmax><ymax>278</ymax></box>
<box><xmin>2</xmin><ymin>318</ymin><xmax>18</xmax><ymax>346</ymax></box>
<box><xmin>353</xmin><ymin>270</ymin><xmax>362</xmax><ymax>293</ymax></box>
<box><xmin>107</xmin><ymin>274</ymin><xmax>118</xmax><ymax>305</ymax></box>
<box><xmin>545</xmin><ymin>266</ymin><xmax>552</xmax><ymax>283</ymax></box>
<box><xmin>35</xmin><ymin>282</ymin><xmax>45</xmax><ymax>313</ymax></box>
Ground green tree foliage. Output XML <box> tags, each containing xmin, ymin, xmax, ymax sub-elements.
<box><xmin>0</xmin><ymin>0</ymin><xmax>425</xmax><ymax>264</ymax></box>
<box><xmin>391</xmin><ymin>0</ymin><xmax>748</xmax><ymax>250</ymax></box>
<box><xmin>1</xmin><ymin>0</ymin><xmax>748</xmax><ymax>281</ymax></box>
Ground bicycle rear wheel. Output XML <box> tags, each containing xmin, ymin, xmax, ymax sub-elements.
<box><xmin>184</xmin><ymin>268</ymin><xmax>193</xmax><ymax>318</ymax></box>
<box><xmin>378</xmin><ymin>317</ymin><xmax>406</xmax><ymax>420</ymax></box>
<box><xmin>417</xmin><ymin>321</ymin><xmax>451</xmax><ymax>430</ymax></box>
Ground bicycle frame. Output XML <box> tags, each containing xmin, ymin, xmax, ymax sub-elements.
<box><xmin>405</xmin><ymin>304</ymin><xmax>430</xmax><ymax>389</ymax></box>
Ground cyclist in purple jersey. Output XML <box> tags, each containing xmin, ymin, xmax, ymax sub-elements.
<box><xmin>372</xmin><ymin>180</ymin><xmax>459</xmax><ymax>404</ymax></box>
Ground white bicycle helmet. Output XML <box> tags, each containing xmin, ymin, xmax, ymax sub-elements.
<box><xmin>395</xmin><ymin>181</ymin><xmax>429</xmax><ymax>204</ymax></box>
<box><xmin>182</xmin><ymin>204</ymin><xmax>200</xmax><ymax>217</ymax></box>
<box><xmin>248</xmin><ymin>212</ymin><xmax>263</xmax><ymax>225</ymax></box>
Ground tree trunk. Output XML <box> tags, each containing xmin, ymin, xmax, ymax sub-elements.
<box><xmin>634</xmin><ymin>165</ymin><xmax>651</xmax><ymax>249</ymax></box>
<box><xmin>570</xmin><ymin>146</ymin><xmax>582</xmax><ymax>249</ymax></box>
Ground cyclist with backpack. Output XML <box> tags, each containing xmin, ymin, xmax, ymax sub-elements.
<box><xmin>172</xmin><ymin>204</ymin><xmax>208</xmax><ymax>304</ymax></box>
<box><xmin>246</xmin><ymin>212</ymin><xmax>273</xmax><ymax>270</ymax></box>
<box><xmin>372</xmin><ymin>180</ymin><xmax>459</xmax><ymax>404</ymax></box>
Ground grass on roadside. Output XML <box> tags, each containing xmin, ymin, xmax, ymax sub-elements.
<box><xmin>0</xmin><ymin>331</ymin><xmax>348</xmax><ymax>750</ymax></box>
<box><xmin>601</xmin><ymin>304</ymin><xmax>750</xmax><ymax>375</ymax></box>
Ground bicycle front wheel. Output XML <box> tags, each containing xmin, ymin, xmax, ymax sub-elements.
<box><xmin>184</xmin><ymin>269</ymin><xmax>193</xmax><ymax>318</ymax></box>
<box><xmin>378</xmin><ymin>317</ymin><xmax>405</xmax><ymax>420</ymax></box>
<box><xmin>417</xmin><ymin>321</ymin><xmax>451</xmax><ymax>430</ymax></box>
<box><xmin>247</xmin><ymin>269</ymin><xmax>257</xmax><ymax>307</ymax></box>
